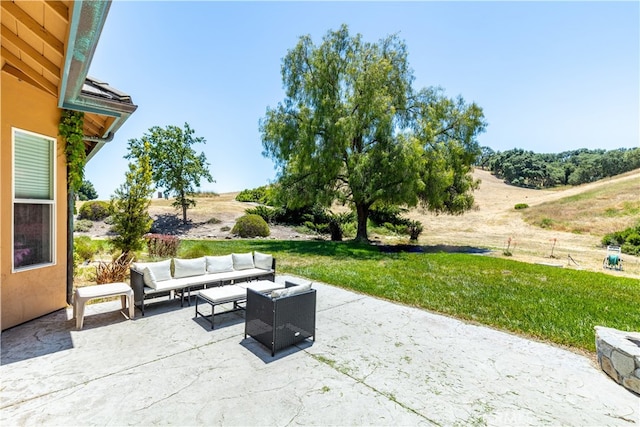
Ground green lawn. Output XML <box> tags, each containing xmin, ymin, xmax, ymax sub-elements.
<box><xmin>177</xmin><ymin>239</ymin><xmax>639</xmax><ymax>352</ymax></box>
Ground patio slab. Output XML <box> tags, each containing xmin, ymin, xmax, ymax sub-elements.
<box><xmin>1</xmin><ymin>275</ymin><xmax>638</xmax><ymax>426</ymax></box>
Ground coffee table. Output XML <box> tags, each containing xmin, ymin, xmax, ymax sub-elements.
<box><xmin>195</xmin><ymin>280</ymin><xmax>283</xmax><ymax>329</ymax></box>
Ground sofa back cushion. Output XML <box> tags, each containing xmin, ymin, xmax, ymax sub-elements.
<box><xmin>174</xmin><ymin>257</ymin><xmax>206</xmax><ymax>279</ymax></box>
<box><xmin>253</xmin><ymin>251</ymin><xmax>273</xmax><ymax>271</ymax></box>
<box><xmin>271</xmin><ymin>283</ymin><xmax>312</xmax><ymax>299</ymax></box>
<box><xmin>232</xmin><ymin>252</ymin><xmax>254</xmax><ymax>270</ymax></box>
<box><xmin>206</xmin><ymin>255</ymin><xmax>234</xmax><ymax>273</ymax></box>
<box><xmin>133</xmin><ymin>259</ymin><xmax>172</xmax><ymax>289</ymax></box>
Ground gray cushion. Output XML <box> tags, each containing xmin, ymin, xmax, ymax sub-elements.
<box><xmin>173</xmin><ymin>257</ymin><xmax>206</xmax><ymax>278</ymax></box>
<box><xmin>253</xmin><ymin>251</ymin><xmax>273</xmax><ymax>270</ymax></box>
<box><xmin>232</xmin><ymin>252</ymin><xmax>254</xmax><ymax>270</ymax></box>
<box><xmin>206</xmin><ymin>255</ymin><xmax>234</xmax><ymax>273</ymax></box>
<box><xmin>271</xmin><ymin>283</ymin><xmax>312</xmax><ymax>299</ymax></box>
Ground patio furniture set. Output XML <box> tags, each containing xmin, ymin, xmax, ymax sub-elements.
<box><xmin>73</xmin><ymin>251</ymin><xmax>316</xmax><ymax>356</ymax></box>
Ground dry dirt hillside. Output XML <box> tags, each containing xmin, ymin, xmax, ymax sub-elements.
<box><xmin>80</xmin><ymin>169</ymin><xmax>640</xmax><ymax>278</ymax></box>
<box><xmin>409</xmin><ymin>169</ymin><xmax>639</xmax><ymax>278</ymax></box>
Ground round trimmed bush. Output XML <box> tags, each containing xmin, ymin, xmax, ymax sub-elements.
<box><xmin>232</xmin><ymin>214</ymin><xmax>270</xmax><ymax>238</ymax></box>
<box><xmin>74</xmin><ymin>219</ymin><xmax>93</xmax><ymax>232</ymax></box>
<box><xmin>78</xmin><ymin>200</ymin><xmax>110</xmax><ymax>221</ymax></box>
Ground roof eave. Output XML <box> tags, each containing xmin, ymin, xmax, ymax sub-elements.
<box><xmin>58</xmin><ymin>0</ymin><xmax>137</xmax><ymax>160</ymax></box>
<box><xmin>59</xmin><ymin>1</ymin><xmax>111</xmax><ymax>108</ymax></box>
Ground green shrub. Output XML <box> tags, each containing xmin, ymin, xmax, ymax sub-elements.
<box><xmin>602</xmin><ymin>224</ymin><xmax>640</xmax><ymax>255</ymax></box>
<box><xmin>232</xmin><ymin>214</ymin><xmax>270</xmax><ymax>238</ymax></box>
<box><xmin>78</xmin><ymin>200</ymin><xmax>110</xmax><ymax>221</ymax></box>
<box><xmin>236</xmin><ymin>186</ymin><xmax>270</xmax><ymax>204</ymax></box>
<box><xmin>206</xmin><ymin>217</ymin><xmax>221</xmax><ymax>224</ymax></box>
<box><xmin>245</xmin><ymin>205</ymin><xmax>277</xmax><ymax>223</ymax></box>
<box><xmin>514</xmin><ymin>203</ymin><xmax>529</xmax><ymax>210</ymax></box>
<box><xmin>539</xmin><ymin>218</ymin><xmax>554</xmax><ymax>228</ymax></box>
<box><xmin>74</xmin><ymin>219</ymin><xmax>93</xmax><ymax>232</ymax></box>
<box><xmin>74</xmin><ymin>235</ymin><xmax>99</xmax><ymax>261</ymax></box>
<box><xmin>145</xmin><ymin>234</ymin><xmax>180</xmax><ymax>258</ymax></box>
<box><xmin>369</xmin><ymin>204</ymin><xmax>409</xmax><ymax>227</ymax></box>
<box><xmin>327</xmin><ymin>212</ymin><xmax>354</xmax><ymax>241</ymax></box>
<box><xmin>408</xmin><ymin>220</ymin><xmax>424</xmax><ymax>241</ymax></box>
<box><xmin>221</xmin><ymin>226</ymin><xmax>231</xmax><ymax>232</ymax></box>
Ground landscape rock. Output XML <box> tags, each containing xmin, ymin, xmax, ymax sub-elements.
<box><xmin>595</xmin><ymin>326</ymin><xmax>640</xmax><ymax>395</ymax></box>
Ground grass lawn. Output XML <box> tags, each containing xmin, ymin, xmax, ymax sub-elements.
<box><xmin>177</xmin><ymin>239</ymin><xmax>640</xmax><ymax>353</ymax></box>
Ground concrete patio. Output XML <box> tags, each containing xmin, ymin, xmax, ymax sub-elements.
<box><xmin>1</xmin><ymin>275</ymin><xmax>638</xmax><ymax>426</ymax></box>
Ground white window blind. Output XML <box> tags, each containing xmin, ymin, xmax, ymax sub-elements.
<box><xmin>14</xmin><ymin>131</ymin><xmax>53</xmax><ymax>200</ymax></box>
<box><xmin>13</xmin><ymin>128</ymin><xmax>55</xmax><ymax>270</ymax></box>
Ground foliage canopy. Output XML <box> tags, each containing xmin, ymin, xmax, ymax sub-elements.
<box><xmin>260</xmin><ymin>25</ymin><xmax>486</xmax><ymax>241</ymax></box>
<box><xmin>78</xmin><ymin>180</ymin><xmax>98</xmax><ymax>201</ymax></box>
<box><xmin>486</xmin><ymin>147</ymin><xmax>640</xmax><ymax>188</ymax></box>
<box><xmin>127</xmin><ymin>123</ymin><xmax>213</xmax><ymax>223</ymax></box>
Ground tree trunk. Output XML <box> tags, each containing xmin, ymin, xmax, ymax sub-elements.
<box><xmin>180</xmin><ymin>190</ymin><xmax>188</xmax><ymax>224</ymax></box>
<box><xmin>355</xmin><ymin>202</ymin><xmax>370</xmax><ymax>242</ymax></box>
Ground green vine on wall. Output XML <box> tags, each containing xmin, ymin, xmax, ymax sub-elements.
<box><xmin>59</xmin><ymin>109</ymin><xmax>86</xmax><ymax>192</ymax></box>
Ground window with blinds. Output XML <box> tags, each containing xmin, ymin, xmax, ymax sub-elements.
<box><xmin>13</xmin><ymin>129</ymin><xmax>55</xmax><ymax>270</ymax></box>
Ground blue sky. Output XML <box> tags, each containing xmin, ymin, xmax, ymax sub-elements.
<box><xmin>86</xmin><ymin>1</ymin><xmax>639</xmax><ymax>199</ymax></box>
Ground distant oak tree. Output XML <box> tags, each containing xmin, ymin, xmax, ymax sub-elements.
<box><xmin>260</xmin><ymin>25</ymin><xmax>486</xmax><ymax>241</ymax></box>
<box><xmin>126</xmin><ymin>123</ymin><xmax>214</xmax><ymax>223</ymax></box>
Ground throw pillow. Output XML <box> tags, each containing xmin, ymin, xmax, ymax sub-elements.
<box><xmin>232</xmin><ymin>252</ymin><xmax>254</xmax><ymax>270</ymax></box>
<box><xmin>136</xmin><ymin>259</ymin><xmax>172</xmax><ymax>288</ymax></box>
<box><xmin>206</xmin><ymin>255</ymin><xmax>234</xmax><ymax>273</ymax></box>
<box><xmin>174</xmin><ymin>257</ymin><xmax>206</xmax><ymax>278</ymax></box>
<box><xmin>253</xmin><ymin>251</ymin><xmax>273</xmax><ymax>270</ymax></box>
<box><xmin>271</xmin><ymin>283</ymin><xmax>312</xmax><ymax>298</ymax></box>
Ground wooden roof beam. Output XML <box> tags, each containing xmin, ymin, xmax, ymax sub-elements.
<box><xmin>1</xmin><ymin>47</ymin><xmax>57</xmax><ymax>95</ymax></box>
<box><xmin>82</xmin><ymin>116</ymin><xmax>103</xmax><ymax>136</ymax></box>
<box><xmin>1</xmin><ymin>24</ymin><xmax>60</xmax><ymax>78</ymax></box>
<box><xmin>1</xmin><ymin>1</ymin><xmax>65</xmax><ymax>56</ymax></box>
<box><xmin>45</xmin><ymin>1</ymin><xmax>69</xmax><ymax>22</ymax></box>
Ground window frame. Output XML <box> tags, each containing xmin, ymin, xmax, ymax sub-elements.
<box><xmin>12</xmin><ymin>127</ymin><xmax>57</xmax><ymax>272</ymax></box>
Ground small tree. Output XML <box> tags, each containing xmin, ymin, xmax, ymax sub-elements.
<box><xmin>78</xmin><ymin>179</ymin><xmax>98</xmax><ymax>201</ymax></box>
<box><xmin>126</xmin><ymin>123</ymin><xmax>214</xmax><ymax>223</ymax></box>
<box><xmin>110</xmin><ymin>143</ymin><xmax>155</xmax><ymax>255</ymax></box>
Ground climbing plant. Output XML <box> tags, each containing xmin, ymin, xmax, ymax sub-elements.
<box><xmin>59</xmin><ymin>109</ymin><xmax>86</xmax><ymax>192</ymax></box>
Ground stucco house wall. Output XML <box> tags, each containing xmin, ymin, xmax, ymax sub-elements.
<box><xmin>1</xmin><ymin>73</ymin><xmax>69</xmax><ymax>329</ymax></box>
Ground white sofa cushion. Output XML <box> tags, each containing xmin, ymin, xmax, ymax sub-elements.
<box><xmin>206</xmin><ymin>255</ymin><xmax>234</xmax><ymax>273</ymax></box>
<box><xmin>133</xmin><ymin>259</ymin><xmax>172</xmax><ymax>289</ymax></box>
<box><xmin>174</xmin><ymin>257</ymin><xmax>206</xmax><ymax>278</ymax></box>
<box><xmin>253</xmin><ymin>251</ymin><xmax>273</xmax><ymax>270</ymax></box>
<box><xmin>271</xmin><ymin>283</ymin><xmax>312</xmax><ymax>299</ymax></box>
<box><xmin>232</xmin><ymin>252</ymin><xmax>254</xmax><ymax>270</ymax></box>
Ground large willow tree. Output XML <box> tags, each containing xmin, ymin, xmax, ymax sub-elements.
<box><xmin>261</xmin><ymin>25</ymin><xmax>486</xmax><ymax>241</ymax></box>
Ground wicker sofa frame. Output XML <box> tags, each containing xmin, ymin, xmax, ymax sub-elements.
<box><xmin>244</xmin><ymin>281</ymin><xmax>316</xmax><ymax>356</ymax></box>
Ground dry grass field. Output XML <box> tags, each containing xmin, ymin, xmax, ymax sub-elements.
<box><xmin>80</xmin><ymin>168</ymin><xmax>640</xmax><ymax>278</ymax></box>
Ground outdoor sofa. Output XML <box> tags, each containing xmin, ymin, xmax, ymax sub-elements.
<box><xmin>130</xmin><ymin>252</ymin><xmax>275</xmax><ymax>315</ymax></box>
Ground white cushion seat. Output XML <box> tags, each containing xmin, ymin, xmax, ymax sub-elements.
<box><xmin>199</xmin><ymin>285</ymin><xmax>246</xmax><ymax>304</ymax></box>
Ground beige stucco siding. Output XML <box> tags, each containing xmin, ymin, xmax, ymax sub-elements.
<box><xmin>1</xmin><ymin>72</ymin><xmax>68</xmax><ymax>330</ymax></box>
